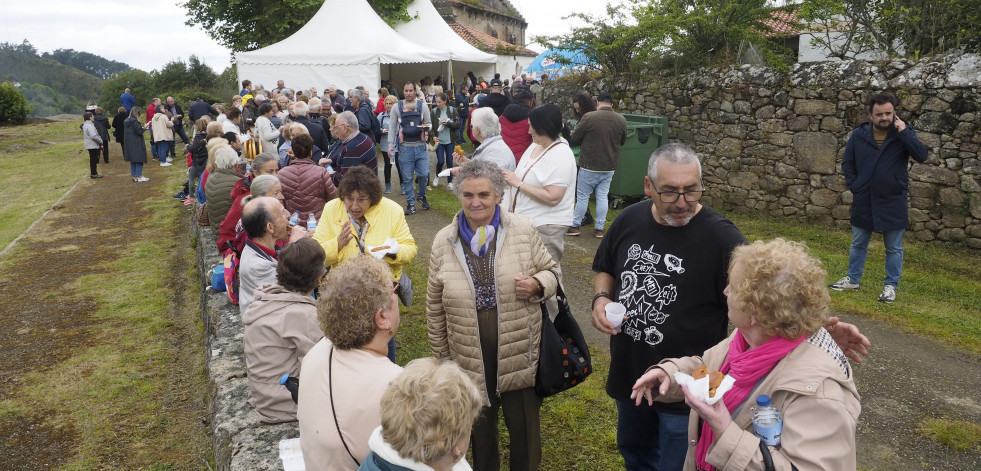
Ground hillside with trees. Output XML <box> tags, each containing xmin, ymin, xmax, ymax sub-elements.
<box><xmin>0</xmin><ymin>39</ymin><xmax>236</xmax><ymax>119</ymax></box>
<box><xmin>42</xmin><ymin>48</ymin><xmax>132</xmax><ymax>80</ymax></box>
<box><xmin>0</xmin><ymin>41</ymin><xmax>102</xmax><ymax>116</ymax></box>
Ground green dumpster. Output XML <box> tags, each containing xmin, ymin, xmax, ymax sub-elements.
<box><xmin>571</xmin><ymin>113</ymin><xmax>669</xmax><ymax>207</ymax></box>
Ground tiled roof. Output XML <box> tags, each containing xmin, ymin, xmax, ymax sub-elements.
<box><xmin>449</xmin><ymin>23</ymin><xmax>538</xmax><ymax>57</ymax></box>
<box><xmin>762</xmin><ymin>9</ymin><xmax>800</xmax><ymax>37</ymax></box>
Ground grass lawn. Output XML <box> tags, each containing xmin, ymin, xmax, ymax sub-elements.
<box><xmin>0</xmin><ymin>121</ymin><xmax>211</xmax><ymax>469</ymax></box>
<box><xmin>0</xmin><ymin>121</ymin><xmax>89</xmax><ymax>249</ymax></box>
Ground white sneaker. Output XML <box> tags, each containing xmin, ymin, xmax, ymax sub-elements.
<box><xmin>160</xmin><ymin>162</ymin><xmax>172</xmax><ymax>167</ymax></box>
<box><xmin>432</xmin><ymin>176</ymin><xmax>439</xmax><ymax>187</ymax></box>
<box><xmin>878</xmin><ymin>285</ymin><xmax>896</xmax><ymax>303</ymax></box>
<box><xmin>137</xmin><ymin>176</ymin><xmax>150</xmax><ymax>182</ymax></box>
<box><xmin>166</xmin><ymin>157</ymin><xmax>174</xmax><ymax>163</ymax></box>
<box><xmin>828</xmin><ymin>276</ymin><xmax>859</xmax><ymax>291</ymax></box>
<box><xmin>447</xmin><ymin>182</ymin><xmax>454</xmax><ymax>191</ymax></box>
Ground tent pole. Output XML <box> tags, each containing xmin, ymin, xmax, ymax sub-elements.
<box><xmin>448</xmin><ymin>60</ymin><xmax>454</xmax><ymax>93</ymax></box>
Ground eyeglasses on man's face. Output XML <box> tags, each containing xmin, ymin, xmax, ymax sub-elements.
<box><xmin>650</xmin><ymin>182</ymin><xmax>705</xmax><ymax>203</ymax></box>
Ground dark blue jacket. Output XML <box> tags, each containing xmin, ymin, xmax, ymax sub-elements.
<box><xmin>189</xmin><ymin>100</ymin><xmax>219</xmax><ymax>122</ymax></box>
<box><xmin>842</xmin><ymin>122</ymin><xmax>928</xmax><ymax>232</ymax></box>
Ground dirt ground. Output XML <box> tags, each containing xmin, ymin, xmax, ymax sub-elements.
<box><xmin>0</xmin><ymin>143</ymin><xmax>204</xmax><ymax>469</ymax></box>
<box><xmin>1</xmin><ymin>143</ymin><xmax>978</xmax><ymax>469</ymax></box>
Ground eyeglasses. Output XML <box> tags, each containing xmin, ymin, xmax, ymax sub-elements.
<box><xmin>392</xmin><ymin>281</ymin><xmax>403</xmax><ymax>299</ymax></box>
<box><xmin>650</xmin><ymin>183</ymin><xmax>705</xmax><ymax>203</ymax></box>
<box><xmin>344</xmin><ymin>196</ymin><xmax>371</xmax><ymax>206</ymax></box>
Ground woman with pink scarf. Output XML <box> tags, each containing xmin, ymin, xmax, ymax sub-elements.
<box><xmin>631</xmin><ymin>238</ymin><xmax>861</xmax><ymax>470</ymax></box>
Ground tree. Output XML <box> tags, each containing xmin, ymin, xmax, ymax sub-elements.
<box><xmin>0</xmin><ymin>39</ymin><xmax>38</xmax><ymax>56</ymax></box>
<box><xmin>98</xmin><ymin>69</ymin><xmax>154</xmax><ymax>111</ymax></box>
<box><xmin>538</xmin><ymin>0</ymin><xmax>793</xmax><ymax>77</ymax></box>
<box><xmin>0</xmin><ymin>83</ymin><xmax>32</xmax><ymax>125</ymax></box>
<box><xmin>798</xmin><ymin>0</ymin><xmax>981</xmax><ymax>59</ymax></box>
<box><xmin>42</xmin><ymin>48</ymin><xmax>132</xmax><ymax>80</ymax></box>
<box><xmin>537</xmin><ymin>6</ymin><xmax>648</xmax><ymax>79</ymax></box>
<box><xmin>180</xmin><ymin>0</ymin><xmax>413</xmax><ymax>52</ymax></box>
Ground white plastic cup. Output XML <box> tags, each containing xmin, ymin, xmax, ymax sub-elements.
<box><xmin>605</xmin><ymin>302</ymin><xmax>626</xmax><ymax>331</ymax></box>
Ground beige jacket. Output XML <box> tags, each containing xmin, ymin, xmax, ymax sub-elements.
<box><xmin>426</xmin><ymin>211</ymin><xmax>558</xmax><ymax>402</ymax></box>
<box><xmin>242</xmin><ymin>284</ymin><xmax>324</xmax><ymax>424</ymax></box>
<box><xmin>151</xmin><ymin>112</ymin><xmax>174</xmax><ymax>141</ymax></box>
<box><xmin>655</xmin><ymin>329</ymin><xmax>861</xmax><ymax>471</ymax></box>
<box><xmin>297</xmin><ymin>339</ymin><xmax>403</xmax><ymax>471</ymax></box>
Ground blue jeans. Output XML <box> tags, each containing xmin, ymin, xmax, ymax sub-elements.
<box><xmin>458</xmin><ymin>115</ymin><xmax>468</xmax><ymax>143</ymax></box>
<box><xmin>572</xmin><ymin>169</ymin><xmax>614</xmax><ymax>230</ymax></box>
<box><xmin>616</xmin><ymin>400</ymin><xmax>688</xmax><ymax>471</ymax></box>
<box><xmin>434</xmin><ymin>142</ymin><xmax>454</xmax><ymax>183</ymax></box>
<box><xmin>397</xmin><ymin>144</ymin><xmax>429</xmax><ymax>205</ymax></box>
<box><xmin>848</xmin><ymin>226</ymin><xmax>905</xmax><ymax>288</ymax></box>
<box><xmin>387</xmin><ymin>337</ymin><xmax>396</xmax><ymax>363</ymax></box>
<box><xmin>154</xmin><ymin>141</ymin><xmax>173</xmax><ymax>161</ymax></box>
<box><xmin>130</xmin><ymin>162</ymin><xmax>143</xmax><ymax>177</ymax></box>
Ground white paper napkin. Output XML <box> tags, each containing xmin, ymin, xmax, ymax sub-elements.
<box><xmin>674</xmin><ymin>371</ymin><xmax>736</xmax><ymax>405</ymax></box>
<box><xmin>367</xmin><ymin>237</ymin><xmax>399</xmax><ymax>260</ymax></box>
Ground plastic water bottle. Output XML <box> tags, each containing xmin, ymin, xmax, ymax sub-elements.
<box><xmin>752</xmin><ymin>395</ymin><xmax>783</xmax><ymax>447</ymax></box>
<box><xmin>306</xmin><ymin>213</ymin><xmax>317</xmax><ymax>232</ymax></box>
<box><xmin>288</xmin><ymin>210</ymin><xmax>300</xmax><ymax>227</ymax></box>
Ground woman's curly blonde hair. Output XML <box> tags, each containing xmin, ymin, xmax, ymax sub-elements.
<box><xmin>379</xmin><ymin>358</ymin><xmax>482</xmax><ymax>464</ymax></box>
<box><xmin>317</xmin><ymin>255</ymin><xmax>392</xmax><ymax>349</ymax></box>
<box><xmin>729</xmin><ymin>238</ymin><xmax>830</xmax><ymax>339</ymax></box>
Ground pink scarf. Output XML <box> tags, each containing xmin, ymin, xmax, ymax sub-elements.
<box><xmin>695</xmin><ymin>330</ymin><xmax>806</xmax><ymax>471</ymax></box>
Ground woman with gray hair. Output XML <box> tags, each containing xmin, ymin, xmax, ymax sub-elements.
<box><xmin>452</xmin><ymin>107</ymin><xmax>515</xmax><ymax>173</ymax></box>
<box><xmin>359</xmin><ymin>358</ymin><xmax>481</xmax><ymax>471</ymax></box>
<box><xmin>205</xmin><ymin>146</ymin><xmax>244</xmax><ymax>235</ymax></box>
<box><xmin>426</xmin><ymin>158</ymin><xmax>558</xmax><ymax>471</ymax></box>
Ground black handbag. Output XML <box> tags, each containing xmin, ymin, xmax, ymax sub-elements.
<box><xmin>534</xmin><ymin>280</ymin><xmax>592</xmax><ymax>397</ymax></box>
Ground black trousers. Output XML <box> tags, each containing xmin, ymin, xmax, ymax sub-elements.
<box><xmin>88</xmin><ymin>148</ymin><xmax>100</xmax><ymax>175</ymax></box>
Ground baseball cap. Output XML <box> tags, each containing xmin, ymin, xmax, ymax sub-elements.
<box><xmin>471</xmin><ymin>93</ymin><xmax>486</xmax><ymax>106</ymax></box>
<box><xmin>597</xmin><ymin>91</ymin><xmax>614</xmax><ymax>103</ymax></box>
<box><xmin>489</xmin><ymin>78</ymin><xmax>503</xmax><ymax>88</ymax></box>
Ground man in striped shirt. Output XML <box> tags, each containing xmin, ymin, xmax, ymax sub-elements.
<box><xmin>329</xmin><ymin>111</ymin><xmax>378</xmax><ymax>186</ymax></box>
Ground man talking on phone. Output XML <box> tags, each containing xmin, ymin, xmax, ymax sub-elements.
<box><xmin>830</xmin><ymin>92</ymin><xmax>928</xmax><ymax>303</ymax></box>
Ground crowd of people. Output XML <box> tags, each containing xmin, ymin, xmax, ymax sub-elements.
<box><xmin>86</xmin><ymin>76</ymin><xmax>932</xmax><ymax>471</ymax></box>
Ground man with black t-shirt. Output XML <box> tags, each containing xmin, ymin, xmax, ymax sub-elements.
<box><xmin>590</xmin><ymin>143</ymin><xmax>870</xmax><ymax>470</ymax></box>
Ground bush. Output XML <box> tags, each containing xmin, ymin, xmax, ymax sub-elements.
<box><xmin>0</xmin><ymin>83</ymin><xmax>32</xmax><ymax>124</ymax></box>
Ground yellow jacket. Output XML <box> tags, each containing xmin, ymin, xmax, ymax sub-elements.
<box><xmin>313</xmin><ymin>197</ymin><xmax>417</xmax><ymax>280</ymax></box>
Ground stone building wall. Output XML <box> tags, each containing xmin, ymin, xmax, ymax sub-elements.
<box><xmin>545</xmin><ymin>55</ymin><xmax>981</xmax><ymax>248</ymax></box>
<box><xmin>434</xmin><ymin>0</ymin><xmax>527</xmax><ymax>46</ymax></box>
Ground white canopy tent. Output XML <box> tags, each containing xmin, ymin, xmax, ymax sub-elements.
<box><xmin>236</xmin><ymin>0</ymin><xmax>449</xmax><ymax>95</ymax></box>
<box><xmin>390</xmin><ymin>0</ymin><xmax>497</xmax><ymax>92</ymax></box>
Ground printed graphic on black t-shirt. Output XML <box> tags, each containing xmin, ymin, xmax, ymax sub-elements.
<box><xmin>617</xmin><ymin>243</ymin><xmax>684</xmax><ymax>347</ymax></box>
<box><xmin>592</xmin><ymin>201</ymin><xmax>746</xmax><ymax>405</ymax></box>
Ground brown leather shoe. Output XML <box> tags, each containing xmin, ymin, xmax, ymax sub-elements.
<box><xmin>593</xmin><ymin>229</ymin><xmax>605</xmax><ymax>239</ymax></box>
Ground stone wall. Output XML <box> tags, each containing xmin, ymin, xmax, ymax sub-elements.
<box><xmin>192</xmin><ymin>211</ymin><xmax>295</xmax><ymax>470</ymax></box>
<box><xmin>545</xmin><ymin>55</ymin><xmax>981</xmax><ymax>248</ymax></box>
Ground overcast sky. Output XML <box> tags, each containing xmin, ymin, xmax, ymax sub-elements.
<box><xmin>0</xmin><ymin>0</ymin><xmax>625</xmax><ymax>72</ymax></box>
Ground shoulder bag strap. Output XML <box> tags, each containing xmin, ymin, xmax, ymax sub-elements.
<box><xmin>509</xmin><ymin>140</ymin><xmax>562</xmax><ymax>212</ymax></box>
<box><xmin>329</xmin><ymin>346</ymin><xmax>361</xmax><ymax>466</ymax></box>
